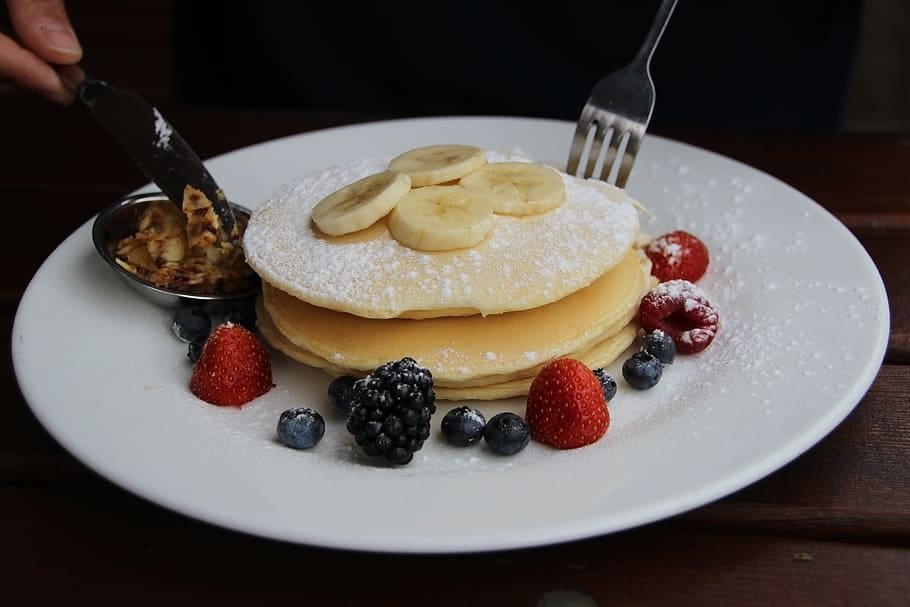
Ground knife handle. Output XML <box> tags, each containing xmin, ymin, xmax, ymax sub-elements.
<box><xmin>77</xmin><ymin>78</ymin><xmax>112</xmax><ymax>107</ymax></box>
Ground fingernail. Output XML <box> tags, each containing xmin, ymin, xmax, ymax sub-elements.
<box><xmin>58</xmin><ymin>64</ymin><xmax>85</xmax><ymax>90</ymax></box>
<box><xmin>40</xmin><ymin>21</ymin><xmax>82</xmax><ymax>55</ymax></box>
<box><xmin>49</xmin><ymin>86</ymin><xmax>76</xmax><ymax>106</ymax></box>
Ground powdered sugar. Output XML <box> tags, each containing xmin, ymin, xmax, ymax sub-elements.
<box><xmin>153</xmin><ymin>108</ymin><xmax>172</xmax><ymax>150</ymax></box>
<box><xmin>647</xmin><ymin>239</ymin><xmax>683</xmax><ymax>267</ymax></box>
<box><xmin>244</xmin><ymin>150</ymin><xmax>640</xmax><ymax>318</ymax></box>
<box><xmin>649</xmin><ymin>279</ymin><xmax>712</xmax><ymax>307</ymax></box>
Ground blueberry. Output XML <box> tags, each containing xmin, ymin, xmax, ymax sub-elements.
<box><xmin>328</xmin><ymin>375</ymin><xmax>358</xmax><ymax>418</ymax></box>
<box><xmin>221</xmin><ymin>297</ymin><xmax>257</xmax><ymax>331</ymax></box>
<box><xmin>277</xmin><ymin>408</ymin><xmax>326</xmax><ymax>449</ymax></box>
<box><xmin>592</xmin><ymin>368</ymin><xmax>617</xmax><ymax>402</ymax></box>
<box><xmin>172</xmin><ymin>306</ymin><xmax>211</xmax><ymax>343</ymax></box>
<box><xmin>622</xmin><ymin>352</ymin><xmax>663</xmax><ymax>390</ymax></box>
<box><xmin>187</xmin><ymin>335</ymin><xmax>207</xmax><ymax>363</ymax></box>
<box><xmin>483</xmin><ymin>412</ymin><xmax>530</xmax><ymax>455</ymax></box>
<box><xmin>441</xmin><ymin>406</ymin><xmax>486</xmax><ymax>447</ymax></box>
<box><xmin>642</xmin><ymin>329</ymin><xmax>676</xmax><ymax>365</ymax></box>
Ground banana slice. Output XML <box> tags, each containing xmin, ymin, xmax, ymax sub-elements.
<box><xmin>389</xmin><ymin>185</ymin><xmax>495</xmax><ymax>251</ymax></box>
<box><xmin>388</xmin><ymin>144</ymin><xmax>486</xmax><ymax>186</ymax></box>
<box><xmin>459</xmin><ymin>161</ymin><xmax>565</xmax><ymax>216</ymax></box>
<box><xmin>312</xmin><ymin>170</ymin><xmax>411</xmax><ymax>236</ymax></box>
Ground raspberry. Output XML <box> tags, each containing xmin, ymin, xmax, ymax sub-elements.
<box><xmin>639</xmin><ymin>280</ymin><xmax>719</xmax><ymax>354</ymax></box>
<box><xmin>645</xmin><ymin>230</ymin><xmax>709</xmax><ymax>283</ymax></box>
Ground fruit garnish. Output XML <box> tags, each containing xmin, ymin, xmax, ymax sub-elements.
<box><xmin>525</xmin><ymin>358</ymin><xmax>610</xmax><ymax>449</ymax></box>
<box><xmin>638</xmin><ymin>280</ymin><xmax>719</xmax><ymax>354</ymax></box>
<box><xmin>459</xmin><ymin>161</ymin><xmax>565</xmax><ymax>216</ymax></box>
<box><xmin>277</xmin><ymin>408</ymin><xmax>326</xmax><ymax>449</ymax></box>
<box><xmin>388</xmin><ymin>185</ymin><xmax>495</xmax><ymax>251</ymax></box>
<box><xmin>645</xmin><ymin>230</ymin><xmax>709</xmax><ymax>283</ymax></box>
<box><xmin>312</xmin><ymin>170</ymin><xmax>411</xmax><ymax>236</ymax></box>
<box><xmin>189</xmin><ymin>322</ymin><xmax>273</xmax><ymax>407</ymax></box>
<box><xmin>441</xmin><ymin>406</ymin><xmax>487</xmax><ymax>447</ymax></box>
<box><xmin>327</xmin><ymin>375</ymin><xmax>358</xmax><ymax>418</ymax></box>
<box><xmin>388</xmin><ymin>144</ymin><xmax>486</xmax><ymax>186</ymax></box>
<box><xmin>622</xmin><ymin>351</ymin><xmax>663</xmax><ymax>390</ymax></box>
<box><xmin>172</xmin><ymin>305</ymin><xmax>211</xmax><ymax>343</ymax></box>
<box><xmin>219</xmin><ymin>296</ymin><xmax>258</xmax><ymax>331</ymax></box>
<box><xmin>187</xmin><ymin>335</ymin><xmax>206</xmax><ymax>363</ymax></box>
<box><xmin>345</xmin><ymin>357</ymin><xmax>437</xmax><ymax>465</ymax></box>
<box><xmin>642</xmin><ymin>329</ymin><xmax>676</xmax><ymax>365</ymax></box>
<box><xmin>592</xmin><ymin>368</ymin><xmax>617</xmax><ymax>402</ymax></box>
<box><xmin>483</xmin><ymin>412</ymin><xmax>530</xmax><ymax>455</ymax></box>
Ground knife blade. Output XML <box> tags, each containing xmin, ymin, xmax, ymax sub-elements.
<box><xmin>78</xmin><ymin>78</ymin><xmax>236</xmax><ymax>236</ymax></box>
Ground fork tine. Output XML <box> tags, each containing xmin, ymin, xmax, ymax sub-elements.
<box><xmin>567</xmin><ymin>0</ymin><xmax>674</xmax><ymax>187</ymax></box>
<box><xmin>566</xmin><ymin>117</ymin><xmax>591</xmax><ymax>176</ymax></box>
<box><xmin>598</xmin><ymin>126</ymin><xmax>622</xmax><ymax>183</ymax></box>
<box><xmin>584</xmin><ymin>121</ymin><xmax>610</xmax><ymax>180</ymax></box>
<box><xmin>614</xmin><ymin>130</ymin><xmax>642</xmax><ymax>189</ymax></box>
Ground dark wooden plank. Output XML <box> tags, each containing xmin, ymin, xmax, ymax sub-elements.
<box><xmin>0</xmin><ymin>486</ymin><xmax>907</xmax><ymax>605</ymax></box>
<box><xmin>707</xmin><ymin>367</ymin><xmax>910</xmax><ymax>538</ymax></box>
<box><xmin>665</xmin><ymin>131</ymin><xmax>910</xmax><ymax>216</ymax></box>
<box><xmin>1</xmin><ymin>315</ymin><xmax>61</xmax><ymax>452</ymax></box>
<box><xmin>1</xmin><ymin>2</ymin><xmax>908</xmax><ymax>603</ymax></box>
<box><xmin>849</xmin><ymin>230</ymin><xmax>910</xmax><ymax>362</ymax></box>
<box><xmin>1</xmin><ymin>188</ymin><xmax>109</xmax><ymax>307</ymax></box>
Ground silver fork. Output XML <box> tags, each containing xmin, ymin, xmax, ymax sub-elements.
<box><xmin>566</xmin><ymin>0</ymin><xmax>677</xmax><ymax>187</ymax></box>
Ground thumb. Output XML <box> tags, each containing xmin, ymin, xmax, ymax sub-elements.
<box><xmin>7</xmin><ymin>0</ymin><xmax>82</xmax><ymax>64</ymax></box>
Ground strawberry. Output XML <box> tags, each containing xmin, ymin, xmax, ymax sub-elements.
<box><xmin>525</xmin><ymin>358</ymin><xmax>609</xmax><ymax>449</ymax></box>
<box><xmin>645</xmin><ymin>230</ymin><xmax>709</xmax><ymax>283</ymax></box>
<box><xmin>639</xmin><ymin>279</ymin><xmax>719</xmax><ymax>354</ymax></box>
<box><xmin>190</xmin><ymin>322</ymin><xmax>273</xmax><ymax>407</ymax></box>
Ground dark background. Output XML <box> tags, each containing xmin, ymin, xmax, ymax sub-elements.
<box><xmin>5</xmin><ymin>1</ymin><xmax>906</xmax><ymax>132</ymax></box>
<box><xmin>171</xmin><ymin>0</ymin><xmax>861</xmax><ymax>130</ymax></box>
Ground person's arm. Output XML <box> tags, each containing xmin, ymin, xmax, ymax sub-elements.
<box><xmin>0</xmin><ymin>0</ymin><xmax>82</xmax><ymax>104</ymax></box>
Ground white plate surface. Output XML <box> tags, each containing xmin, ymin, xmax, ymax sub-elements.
<box><xmin>12</xmin><ymin>117</ymin><xmax>889</xmax><ymax>553</ymax></box>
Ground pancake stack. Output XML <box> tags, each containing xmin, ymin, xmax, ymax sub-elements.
<box><xmin>243</xmin><ymin>145</ymin><xmax>653</xmax><ymax>400</ymax></box>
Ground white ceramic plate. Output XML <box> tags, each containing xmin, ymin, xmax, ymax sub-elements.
<box><xmin>12</xmin><ymin>117</ymin><xmax>889</xmax><ymax>553</ymax></box>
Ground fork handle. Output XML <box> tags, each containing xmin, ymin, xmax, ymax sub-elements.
<box><xmin>633</xmin><ymin>0</ymin><xmax>678</xmax><ymax>68</ymax></box>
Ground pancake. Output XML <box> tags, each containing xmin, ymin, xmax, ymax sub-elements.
<box><xmin>257</xmin><ymin>303</ymin><xmax>639</xmax><ymax>400</ymax></box>
<box><xmin>243</xmin><ymin>152</ymin><xmax>641</xmax><ymax>319</ymax></box>
<box><xmin>259</xmin><ymin>249</ymin><xmax>652</xmax><ymax>385</ymax></box>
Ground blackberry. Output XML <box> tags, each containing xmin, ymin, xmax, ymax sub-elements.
<box><xmin>622</xmin><ymin>351</ymin><xmax>663</xmax><ymax>390</ymax></box>
<box><xmin>441</xmin><ymin>406</ymin><xmax>486</xmax><ymax>447</ymax></box>
<box><xmin>345</xmin><ymin>358</ymin><xmax>436</xmax><ymax>465</ymax></box>
<box><xmin>592</xmin><ymin>368</ymin><xmax>617</xmax><ymax>402</ymax></box>
<box><xmin>642</xmin><ymin>329</ymin><xmax>676</xmax><ymax>365</ymax></box>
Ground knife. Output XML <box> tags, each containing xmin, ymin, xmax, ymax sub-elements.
<box><xmin>78</xmin><ymin>77</ymin><xmax>237</xmax><ymax>236</ymax></box>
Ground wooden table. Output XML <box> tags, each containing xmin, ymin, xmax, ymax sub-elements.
<box><xmin>2</xmin><ymin>96</ymin><xmax>908</xmax><ymax>605</ymax></box>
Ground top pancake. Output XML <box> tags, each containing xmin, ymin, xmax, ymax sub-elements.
<box><xmin>243</xmin><ymin>151</ymin><xmax>641</xmax><ymax>319</ymax></box>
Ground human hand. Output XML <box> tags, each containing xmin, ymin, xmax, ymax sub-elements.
<box><xmin>1</xmin><ymin>0</ymin><xmax>83</xmax><ymax>104</ymax></box>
